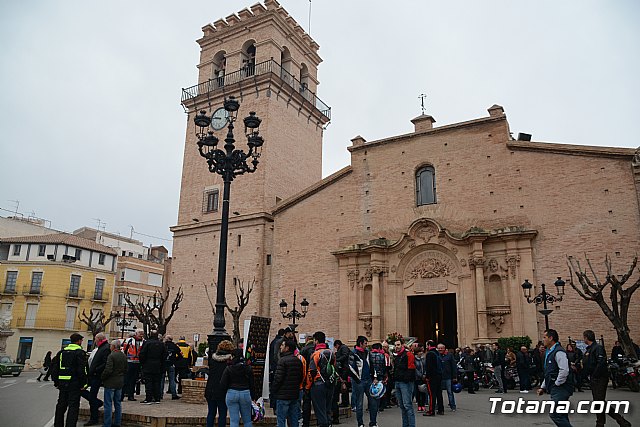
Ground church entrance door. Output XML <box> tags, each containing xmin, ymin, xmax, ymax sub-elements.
<box><xmin>408</xmin><ymin>294</ymin><xmax>458</xmax><ymax>348</ymax></box>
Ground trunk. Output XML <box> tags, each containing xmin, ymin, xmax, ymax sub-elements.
<box><xmin>232</xmin><ymin>315</ymin><xmax>241</xmax><ymax>346</ymax></box>
<box><xmin>616</xmin><ymin>328</ymin><xmax>637</xmax><ymax>358</ymax></box>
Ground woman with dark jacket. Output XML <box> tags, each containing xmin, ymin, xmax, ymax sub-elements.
<box><xmin>38</xmin><ymin>351</ymin><xmax>52</xmax><ymax>381</ymax></box>
<box><xmin>221</xmin><ymin>348</ymin><xmax>256</xmax><ymax>427</ymax></box>
<box><xmin>205</xmin><ymin>340</ymin><xmax>235</xmax><ymax>427</ymax></box>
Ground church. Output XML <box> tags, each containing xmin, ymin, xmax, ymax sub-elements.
<box><xmin>169</xmin><ymin>0</ymin><xmax>640</xmax><ymax>349</ymax></box>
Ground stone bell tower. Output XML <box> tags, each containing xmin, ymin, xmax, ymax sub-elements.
<box><xmin>169</xmin><ymin>0</ymin><xmax>331</xmax><ymax>340</ymax></box>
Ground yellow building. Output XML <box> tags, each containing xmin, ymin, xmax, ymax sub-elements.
<box><xmin>0</xmin><ymin>233</ymin><xmax>117</xmax><ymax>364</ymax></box>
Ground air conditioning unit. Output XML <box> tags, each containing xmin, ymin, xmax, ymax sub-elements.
<box><xmin>47</xmin><ymin>255</ymin><xmax>55</xmax><ymax>261</ymax></box>
<box><xmin>62</xmin><ymin>255</ymin><xmax>77</xmax><ymax>263</ymax></box>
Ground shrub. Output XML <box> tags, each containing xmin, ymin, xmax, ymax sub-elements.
<box><xmin>497</xmin><ymin>336</ymin><xmax>533</xmax><ymax>351</ymax></box>
<box><xmin>198</xmin><ymin>342</ymin><xmax>208</xmax><ymax>357</ymax></box>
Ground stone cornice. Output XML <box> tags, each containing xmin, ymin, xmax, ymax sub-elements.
<box><xmin>506</xmin><ymin>140</ymin><xmax>635</xmax><ymax>159</ymax></box>
<box><xmin>171</xmin><ymin>211</ymin><xmax>274</xmax><ymax>235</ymax></box>
<box><xmin>348</xmin><ymin>115</ymin><xmax>507</xmax><ymax>153</ymax></box>
<box><xmin>272</xmin><ymin>166</ymin><xmax>353</xmax><ymax>215</ymax></box>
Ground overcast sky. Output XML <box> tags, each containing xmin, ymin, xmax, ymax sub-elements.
<box><xmin>1</xmin><ymin>1</ymin><xmax>638</xmax><ymax>252</ymax></box>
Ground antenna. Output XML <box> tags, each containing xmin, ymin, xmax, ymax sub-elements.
<box><xmin>8</xmin><ymin>200</ymin><xmax>19</xmax><ymax>216</ymax></box>
<box><xmin>308</xmin><ymin>0</ymin><xmax>312</xmax><ymax>35</ymax></box>
<box><xmin>93</xmin><ymin>218</ymin><xmax>106</xmax><ymax>231</ymax></box>
<box><xmin>418</xmin><ymin>93</ymin><xmax>427</xmax><ymax>115</ymax></box>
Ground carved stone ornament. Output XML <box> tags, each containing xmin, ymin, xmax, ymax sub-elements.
<box><xmin>505</xmin><ymin>255</ymin><xmax>520</xmax><ymax>279</ymax></box>
<box><xmin>468</xmin><ymin>257</ymin><xmax>486</xmax><ymax>269</ymax></box>
<box><xmin>460</xmin><ymin>258</ymin><xmax>467</xmax><ymax>267</ymax></box>
<box><xmin>363</xmin><ymin>318</ymin><xmax>372</xmax><ymax>337</ymax></box>
<box><xmin>347</xmin><ymin>269</ymin><xmax>359</xmax><ymax>289</ymax></box>
<box><xmin>403</xmin><ymin>250</ymin><xmax>458</xmax><ymax>293</ymax></box>
<box><xmin>417</xmin><ymin>224</ymin><xmax>438</xmax><ymax>243</ymax></box>
<box><xmin>408</xmin><ymin>258</ymin><xmax>452</xmax><ymax>279</ymax></box>
<box><xmin>490</xmin><ymin>315</ymin><xmax>505</xmax><ymax>333</ymax></box>
<box><xmin>633</xmin><ymin>147</ymin><xmax>640</xmax><ymax>167</ymax></box>
<box><xmin>391</xmin><ymin>265</ymin><xmax>397</xmax><ymax>273</ymax></box>
<box><xmin>488</xmin><ymin>258</ymin><xmax>499</xmax><ymax>272</ymax></box>
<box><xmin>363</xmin><ymin>269</ymin><xmax>373</xmax><ymax>282</ymax></box>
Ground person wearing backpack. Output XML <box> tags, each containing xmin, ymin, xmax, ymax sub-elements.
<box><xmin>162</xmin><ymin>335</ymin><xmax>182</xmax><ymax>400</ymax></box>
<box><xmin>348</xmin><ymin>336</ymin><xmax>380</xmax><ymax>427</ymax></box>
<box><xmin>423</xmin><ymin>340</ymin><xmax>444</xmax><ymax>416</ymax></box>
<box><xmin>307</xmin><ymin>331</ymin><xmax>336</xmax><ymax>427</ymax></box>
<box><xmin>175</xmin><ymin>336</ymin><xmax>195</xmax><ymax>394</ymax></box>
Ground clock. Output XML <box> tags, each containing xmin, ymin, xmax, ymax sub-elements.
<box><xmin>210</xmin><ymin>107</ymin><xmax>229</xmax><ymax>130</ymax></box>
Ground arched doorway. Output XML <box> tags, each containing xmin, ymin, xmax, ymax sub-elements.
<box><xmin>409</xmin><ymin>293</ymin><xmax>458</xmax><ymax>348</ymax></box>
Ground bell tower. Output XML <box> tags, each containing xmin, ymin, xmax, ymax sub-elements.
<box><xmin>169</xmin><ymin>0</ymin><xmax>330</xmax><ymax>340</ymax></box>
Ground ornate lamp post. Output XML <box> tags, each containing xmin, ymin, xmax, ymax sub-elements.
<box><xmin>193</xmin><ymin>96</ymin><xmax>264</xmax><ymax>353</ymax></box>
<box><xmin>114</xmin><ymin>310</ymin><xmax>136</xmax><ymax>340</ymax></box>
<box><xmin>521</xmin><ymin>277</ymin><xmax>565</xmax><ymax>330</ymax></box>
<box><xmin>279</xmin><ymin>290</ymin><xmax>309</xmax><ymax>332</ymax></box>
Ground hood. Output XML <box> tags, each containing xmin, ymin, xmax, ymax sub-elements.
<box><xmin>212</xmin><ymin>353</ymin><xmax>232</xmax><ymax>363</ymax></box>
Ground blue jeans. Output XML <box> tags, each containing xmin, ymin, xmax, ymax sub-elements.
<box><xmin>310</xmin><ymin>381</ymin><xmax>333</xmax><ymax>427</ymax></box>
<box><xmin>161</xmin><ymin>365</ymin><xmax>178</xmax><ymax>397</ymax></box>
<box><xmin>549</xmin><ymin>386</ymin><xmax>573</xmax><ymax>427</ymax></box>
<box><xmin>441</xmin><ymin>379</ymin><xmax>456</xmax><ymax>409</ymax></box>
<box><xmin>225</xmin><ymin>389</ymin><xmax>253</xmax><ymax>427</ymax></box>
<box><xmin>207</xmin><ymin>398</ymin><xmax>228</xmax><ymax>427</ymax></box>
<box><xmin>276</xmin><ymin>398</ymin><xmax>300</xmax><ymax>427</ymax></box>
<box><xmin>395</xmin><ymin>381</ymin><xmax>416</xmax><ymax>427</ymax></box>
<box><xmin>352</xmin><ymin>380</ymin><xmax>379</xmax><ymax>426</ymax></box>
<box><xmin>103</xmin><ymin>388</ymin><xmax>122</xmax><ymax>427</ymax></box>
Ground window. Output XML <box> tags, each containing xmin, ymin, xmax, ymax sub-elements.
<box><xmin>98</xmin><ymin>253</ymin><xmax>105</xmax><ymax>265</ymax></box>
<box><xmin>203</xmin><ymin>190</ymin><xmax>219</xmax><ymax>213</ymax></box>
<box><xmin>13</xmin><ymin>244</ymin><xmax>21</xmax><ymax>256</ymax></box>
<box><xmin>238</xmin><ymin>235</ymin><xmax>242</xmax><ymax>247</ymax></box>
<box><xmin>25</xmin><ymin>304</ymin><xmax>38</xmax><ymax>328</ymax></box>
<box><xmin>30</xmin><ymin>272</ymin><xmax>43</xmax><ymax>293</ymax></box>
<box><xmin>5</xmin><ymin>271</ymin><xmax>17</xmax><ymax>293</ymax></box>
<box><xmin>120</xmin><ymin>270</ymin><xmax>125</xmax><ymax>280</ymax></box>
<box><xmin>122</xmin><ymin>250</ymin><xmax>126</xmax><ymax>256</ymax></box>
<box><xmin>69</xmin><ymin>275</ymin><xmax>81</xmax><ymax>297</ymax></box>
<box><xmin>94</xmin><ymin>278</ymin><xmax>105</xmax><ymax>300</ymax></box>
<box><xmin>266</xmin><ymin>254</ymin><xmax>272</xmax><ymax>266</ymax></box>
<box><xmin>74</xmin><ymin>249</ymin><xmax>82</xmax><ymax>260</ymax></box>
<box><xmin>117</xmin><ymin>293</ymin><xmax>125</xmax><ymax>306</ymax></box>
<box><xmin>128</xmin><ymin>252</ymin><xmax>133</xmax><ymax>257</ymax></box>
<box><xmin>416</xmin><ymin>165</ymin><xmax>437</xmax><ymax>205</ymax></box>
<box><xmin>38</xmin><ymin>245</ymin><xmax>46</xmax><ymax>257</ymax></box>
<box><xmin>148</xmin><ymin>273</ymin><xmax>163</xmax><ymax>287</ymax></box>
<box><xmin>65</xmin><ymin>306</ymin><xmax>77</xmax><ymax>330</ymax></box>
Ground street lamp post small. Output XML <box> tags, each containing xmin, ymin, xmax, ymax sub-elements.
<box><xmin>114</xmin><ymin>310</ymin><xmax>136</xmax><ymax>340</ymax></box>
<box><xmin>521</xmin><ymin>277</ymin><xmax>565</xmax><ymax>330</ymax></box>
<box><xmin>193</xmin><ymin>96</ymin><xmax>264</xmax><ymax>354</ymax></box>
<box><xmin>279</xmin><ymin>290</ymin><xmax>310</xmax><ymax>332</ymax></box>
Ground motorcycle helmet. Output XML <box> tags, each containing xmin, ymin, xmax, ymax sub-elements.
<box><xmin>418</xmin><ymin>383</ymin><xmax>428</xmax><ymax>394</ymax></box>
<box><xmin>369</xmin><ymin>382</ymin><xmax>386</xmax><ymax>399</ymax></box>
<box><xmin>453</xmin><ymin>382</ymin><xmax>463</xmax><ymax>393</ymax></box>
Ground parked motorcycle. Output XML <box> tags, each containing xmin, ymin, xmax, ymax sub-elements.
<box><xmin>609</xmin><ymin>357</ymin><xmax>640</xmax><ymax>392</ymax></box>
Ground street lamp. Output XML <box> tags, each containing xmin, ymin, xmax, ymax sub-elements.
<box><xmin>521</xmin><ymin>277</ymin><xmax>565</xmax><ymax>330</ymax></box>
<box><xmin>193</xmin><ymin>96</ymin><xmax>264</xmax><ymax>354</ymax></box>
<box><xmin>279</xmin><ymin>289</ymin><xmax>309</xmax><ymax>332</ymax></box>
<box><xmin>114</xmin><ymin>310</ymin><xmax>136</xmax><ymax>340</ymax></box>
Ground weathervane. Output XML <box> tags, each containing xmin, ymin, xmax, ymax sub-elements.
<box><xmin>419</xmin><ymin>93</ymin><xmax>427</xmax><ymax>115</ymax></box>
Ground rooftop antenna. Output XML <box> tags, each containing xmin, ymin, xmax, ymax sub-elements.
<box><xmin>308</xmin><ymin>0</ymin><xmax>312</xmax><ymax>35</ymax></box>
<box><xmin>8</xmin><ymin>200</ymin><xmax>19</xmax><ymax>216</ymax></box>
<box><xmin>419</xmin><ymin>93</ymin><xmax>427</xmax><ymax>115</ymax></box>
<box><xmin>93</xmin><ymin>218</ymin><xmax>106</xmax><ymax>231</ymax></box>
<box><xmin>130</xmin><ymin>225</ymin><xmax>135</xmax><ymax>239</ymax></box>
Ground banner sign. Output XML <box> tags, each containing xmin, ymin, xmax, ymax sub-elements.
<box><xmin>245</xmin><ymin>315</ymin><xmax>271</xmax><ymax>398</ymax></box>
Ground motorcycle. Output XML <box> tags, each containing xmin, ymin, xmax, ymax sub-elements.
<box><xmin>609</xmin><ymin>357</ymin><xmax>640</xmax><ymax>392</ymax></box>
<box><xmin>480</xmin><ymin>362</ymin><xmax>499</xmax><ymax>389</ymax></box>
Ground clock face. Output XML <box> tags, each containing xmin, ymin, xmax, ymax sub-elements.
<box><xmin>210</xmin><ymin>107</ymin><xmax>229</xmax><ymax>130</ymax></box>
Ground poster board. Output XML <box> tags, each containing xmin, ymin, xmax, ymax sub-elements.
<box><xmin>244</xmin><ymin>315</ymin><xmax>271</xmax><ymax>400</ymax></box>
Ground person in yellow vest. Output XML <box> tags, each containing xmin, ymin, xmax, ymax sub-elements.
<box><xmin>175</xmin><ymin>336</ymin><xmax>196</xmax><ymax>394</ymax></box>
<box><xmin>122</xmin><ymin>329</ymin><xmax>145</xmax><ymax>401</ymax></box>
<box><xmin>50</xmin><ymin>333</ymin><xmax>88</xmax><ymax>427</ymax></box>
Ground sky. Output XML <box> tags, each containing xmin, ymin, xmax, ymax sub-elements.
<box><xmin>1</xmin><ymin>1</ymin><xmax>639</xmax><ymax>252</ymax></box>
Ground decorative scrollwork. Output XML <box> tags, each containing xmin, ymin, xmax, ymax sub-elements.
<box><xmin>490</xmin><ymin>315</ymin><xmax>505</xmax><ymax>333</ymax></box>
<box><xmin>408</xmin><ymin>258</ymin><xmax>452</xmax><ymax>279</ymax></box>
<box><xmin>347</xmin><ymin>269</ymin><xmax>359</xmax><ymax>289</ymax></box>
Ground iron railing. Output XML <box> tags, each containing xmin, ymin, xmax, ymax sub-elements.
<box><xmin>16</xmin><ymin>317</ymin><xmax>81</xmax><ymax>330</ymax></box>
<box><xmin>65</xmin><ymin>289</ymin><xmax>85</xmax><ymax>299</ymax></box>
<box><xmin>0</xmin><ymin>285</ymin><xmax>17</xmax><ymax>295</ymax></box>
<box><xmin>92</xmin><ymin>291</ymin><xmax>110</xmax><ymax>302</ymax></box>
<box><xmin>181</xmin><ymin>59</ymin><xmax>331</xmax><ymax>120</ymax></box>
<box><xmin>22</xmin><ymin>284</ymin><xmax>43</xmax><ymax>296</ymax></box>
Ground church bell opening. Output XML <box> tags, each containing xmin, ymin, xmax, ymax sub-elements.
<box><xmin>408</xmin><ymin>293</ymin><xmax>458</xmax><ymax>349</ymax></box>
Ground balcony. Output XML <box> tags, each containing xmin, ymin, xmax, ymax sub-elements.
<box><xmin>22</xmin><ymin>284</ymin><xmax>43</xmax><ymax>296</ymax></box>
<box><xmin>91</xmin><ymin>291</ymin><xmax>110</xmax><ymax>303</ymax></box>
<box><xmin>0</xmin><ymin>285</ymin><xmax>17</xmax><ymax>296</ymax></box>
<box><xmin>65</xmin><ymin>289</ymin><xmax>85</xmax><ymax>300</ymax></box>
<box><xmin>15</xmin><ymin>317</ymin><xmax>82</xmax><ymax>330</ymax></box>
<box><xmin>181</xmin><ymin>59</ymin><xmax>331</xmax><ymax>121</ymax></box>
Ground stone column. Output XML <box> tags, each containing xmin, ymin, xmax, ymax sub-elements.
<box><xmin>470</xmin><ymin>256</ymin><xmax>488</xmax><ymax>340</ymax></box>
<box><xmin>371</xmin><ymin>267</ymin><xmax>382</xmax><ymax>342</ymax></box>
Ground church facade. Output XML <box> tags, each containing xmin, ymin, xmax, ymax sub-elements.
<box><xmin>169</xmin><ymin>0</ymin><xmax>640</xmax><ymax>348</ymax></box>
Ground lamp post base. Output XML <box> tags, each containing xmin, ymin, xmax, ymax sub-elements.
<box><xmin>208</xmin><ymin>331</ymin><xmax>232</xmax><ymax>356</ymax></box>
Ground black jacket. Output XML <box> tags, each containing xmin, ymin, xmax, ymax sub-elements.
<box><xmin>220</xmin><ymin>357</ymin><xmax>256</xmax><ymax>400</ymax></box>
<box><xmin>165</xmin><ymin>341</ymin><xmax>182</xmax><ymax>367</ymax></box>
<box><xmin>492</xmin><ymin>348</ymin><xmax>506</xmax><ymax>367</ymax></box>
<box><xmin>424</xmin><ymin>348</ymin><xmax>441</xmax><ymax>379</ymax></box>
<box><xmin>89</xmin><ymin>340</ymin><xmax>111</xmax><ymax>378</ymax></box>
<box><xmin>516</xmin><ymin>350</ymin><xmax>531</xmax><ymax>370</ymax></box>
<box><xmin>583</xmin><ymin>342</ymin><xmax>608</xmax><ymax>380</ymax></box>
<box><xmin>269</xmin><ymin>335</ymin><xmax>284</xmax><ymax>373</ymax></box>
<box><xmin>272</xmin><ymin>351</ymin><xmax>303</xmax><ymax>400</ymax></box>
<box><xmin>393</xmin><ymin>349</ymin><xmax>416</xmax><ymax>383</ymax></box>
<box><xmin>140</xmin><ymin>338</ymin><xmax>167</xmax><ymax>374</ymax></box>
<box><xmin>300</xmin><ymin>342</ymin><xmax>315</xmax><ymax>365</ymax></box>
<box><xmin>50</xmin><ymin>344</ymin><xmax>88</xmax><ymax>389</ymax></box>
<box><xmin>205</xmin><ymin>352</ymin><xmax>232</xmax><ymax>401</ymax></box>
<box><xmin>335</xmin><ymin>344</ymin><xmax>350</xmax><ymax>376</ymax></box>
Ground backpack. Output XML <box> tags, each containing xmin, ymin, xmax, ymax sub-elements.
<box><xmin>318</xmin><ymin>351</ymin><xmax>338</xmax><ymax>385</ymax></box>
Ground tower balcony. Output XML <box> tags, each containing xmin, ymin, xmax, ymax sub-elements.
<box><xmin>181</xmin><ymin>59</ymin><xmax>331</xmax><ymax>121</ymax></box>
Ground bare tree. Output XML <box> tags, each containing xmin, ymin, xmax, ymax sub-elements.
<box><xmin>567</xmin><ymin>255</ymin><xmax>640</xmax><ymax>357</ymax></box>
<box><xmin>205</xmin><ymin>277</ymin><xmax>255</xmax><ymax>345</ymax></box>
<box><xmin>124</xmin><ymin>286</ymin><xmax>184</xmax><ymax>338</ymax></box>
<box><xmin>78</xmin><ymin>309</ymin><xmax>117</xmax><ymax>341</ymax></box>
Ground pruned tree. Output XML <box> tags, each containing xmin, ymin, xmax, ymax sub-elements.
<box><xmin>567</xmin><ymin>255</ymin><xmax>640</xmax><ymax>357</ymax></box>
<box><xmin>78</xmin><ymin>309</ymin><xmax>117</xmax><ymax>340</ymax></box>
<box><xmin>124</xmin><ymin>286</ymin><xmax>184</xmax><ymax>338</ymax></box>
<box><xmin>205</xmin><ymin>277</ymin><xmax>254</xmax><ymax>345</ymax></box>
